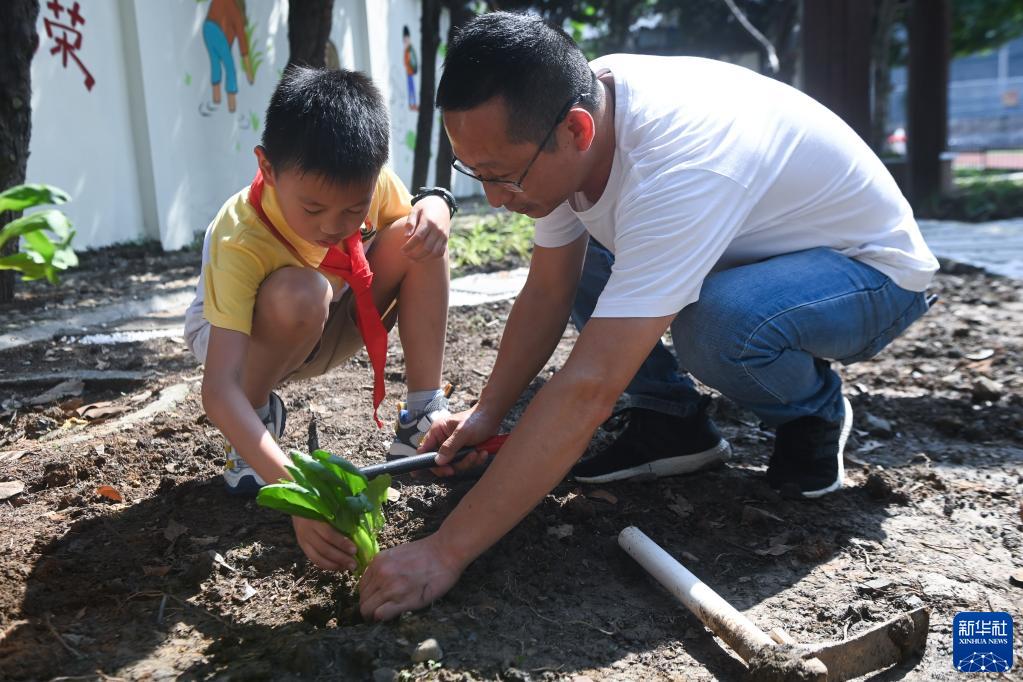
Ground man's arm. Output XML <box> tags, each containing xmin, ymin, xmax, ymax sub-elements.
<box><xmin>423</xmin><ymin>234</ymin><xmax>590</xmax><ymax>460</ymax></box>
<box><xmin>359</xmin><ymin>311</ymin><xmax>674</xmax><ymax>620</ymax></box>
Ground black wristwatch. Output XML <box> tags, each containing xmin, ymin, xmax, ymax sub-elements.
<box><xmin>411</xmin><ymin>186</ymin><xmax>458</xmax><ymax>218</ymax></box>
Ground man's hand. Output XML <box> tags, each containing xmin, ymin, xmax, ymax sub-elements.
<box><xmin>359</xmin><ymin>535</ymin><xmax>466</xmax><ymax>621</ymax></box>
<box><xmin>292</xmin><ymin>516</ymin><xmax>359</xmax><ymax>572</ymax></box>
<box><xmin>419</xmin><ymin>407</ymin><xmax>501</xmax><ymax>477</ymax></box>
<box><xmin>401</xmin><ymin>196</ymin><xmax>451</xmax><ymax>262</ymax></box>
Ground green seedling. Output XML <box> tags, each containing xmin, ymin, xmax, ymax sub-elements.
<box><xmin>256</xmin><ymin>450</ymin><xmax>391</xmax><ymax>574</ymax></box>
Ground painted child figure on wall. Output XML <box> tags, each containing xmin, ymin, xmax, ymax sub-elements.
<box><xmin>202</xmin><ymin>0</ymin><xmax>255</xmax><ymax>114</ymax></box>
<box><xmin>402</xmin><ymin>26</ymin><xmax>418</xmax><ymax>111</ymax></box>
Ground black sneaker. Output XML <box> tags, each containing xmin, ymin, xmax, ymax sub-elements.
<box><xmin>767</xmin><ymin>396</ymin><xmax>852</xmax><ymax>499</ymax></box>
<box><xmin>571</xmin><ymin>402</ymin><xmax>732</xmax><ymax>484</ymax></box>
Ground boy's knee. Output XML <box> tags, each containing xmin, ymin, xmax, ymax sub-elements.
<box><xmin>257</xmin><ymin>267</ymin><xmax>332</xmax><ymax>332</ymax></box>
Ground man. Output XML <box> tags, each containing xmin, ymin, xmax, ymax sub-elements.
<box><xmin>358</xmin><ymin>12</ymin><xmax>937</xmax><ymax>621</ymax></box>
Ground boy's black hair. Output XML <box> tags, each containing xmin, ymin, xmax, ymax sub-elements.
<box><xmin>403</xmin><ymin>25</ymin><xmax>410</xmax><ymax>37</ymax></box>
<box><xmin>261</xmin><ymin>66</ymin><xmax>389</xmax><ymax>184</ymax></box>
<box><xmin>436</xmin><ymin>11</ymin><xmax>598</xmax><ymax>149</ymax></box>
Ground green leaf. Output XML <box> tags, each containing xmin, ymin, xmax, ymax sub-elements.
<box><xmin>256</xmin><ymin>482</ymin><xmax>333</xmax><ymax>522</ymax></box>
<box><xmin>0</xmin><ymin>184</ymin><xmax>69</xmax><ymax>214</ymax></box>
<box><xmin>310</xmin><ymin>450</ymin><xmax>367</xmax><ymax>495</ymax></box>
<box><xmin>0</xmin><ymin>210</ymin><xmax>72</xmax><ymax>252</ymax></box>
<box><xmin>0</xmin><ymin>253</ymin><xmax>48</xmax><ymax>280</ymax></box>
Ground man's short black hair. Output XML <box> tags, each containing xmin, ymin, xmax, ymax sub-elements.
<box><xmin>436</xmin><ymin>12</ymin><xmax>598</xmax><ymax>149</ymax></box>
<box><xmin>261</xmin><ymin>66</ymin><xmax>389</xmax><ymax>184</ymax></box>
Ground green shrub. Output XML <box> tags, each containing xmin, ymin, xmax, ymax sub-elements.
<box><xmin>0</xmin><ymin>184</ymin><xmax>78</xmax><ymax>283</ymax></box>
<box><xmin>449</xmin><ymin>212</ymin><xmax>533</xmax><ymax>275</ymax></box>
<box><xmin>923</xmin><ymin>179</ymin><xmax>1023</xmax><ymax>222</ymax></box>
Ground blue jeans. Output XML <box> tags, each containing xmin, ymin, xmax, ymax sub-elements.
<box><xmin>203</xmin><ymin>20</ymin><xmax>238</xmax><ymax>94</ymax></box>
<box><xmin>572</xmin><ymin>240</ymin><xmax>930</xmax><ymax>426</ymax></box>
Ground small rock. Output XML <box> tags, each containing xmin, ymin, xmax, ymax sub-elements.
<box><xmin>858</xmin><ymin>577</ymin><xmax>893</xmax><ymax>594</ymax></box>
<box><xmin>1010</xmin><ymin>570</ymin><xmax>1023</xmax><ymax>588</ymax></box>
<box><xmin>547</xmin><ymin>524</ymin><xmax>574</xmax><ymax>539</ymax></box>
<box><xmin>502</xmin><ymin>668</ymin><xmax>532</xmax><ymax>682</ymax></box>
<box><xmin>904</xmin><ymin>595</ymin><xmax>925</xmax><ymax>609</ymax></box>
<box><xmin>562</xmin><ymin>493</ymin><xmax>596</xmax><ymax>521</ymax></box>
<box><xmin>411</xmin><ymin>638</ymin><xmax>443</xmax><ymax>663</ymax></box>
<box><xmin>863</xmin><ymin>413</ymin><xmax>894</xmax><ymax>438</ymax></box>
<box><xmin>0</xmin><ymin>480</ymin><xmax>25</xmax><ymax>501</ymax></box>
<box><xmin>971</xmin><ymin>377</ymin><xmax>1004</xmax><ymax>402</ymax></box>
<box><xmin>373</xmin><ymin>668</ymin><xmax>398</xmax><ymax>682</ymax></box>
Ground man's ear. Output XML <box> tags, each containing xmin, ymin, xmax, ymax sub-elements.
<box><xmin>254</xmin><ymin>146</ymin><xmax>276</xmax><ymax>186</ymax></box>
<box><xmin>564</xmin><ymin>108</ymin><xmax>596</xmax><ymax>153</ymax></box>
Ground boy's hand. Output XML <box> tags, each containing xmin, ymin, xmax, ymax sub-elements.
<box><xmin>401</xmin><ymin>196</ymin><xmax>451</xmax><ymax>262</ymax></box>
<box><xmin>292</xmin><ymin>516</ymin><xmax>359</xmax><ymax>572</ymax></box>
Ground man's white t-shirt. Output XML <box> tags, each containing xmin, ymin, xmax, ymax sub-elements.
<box><xmin>535</xmin><ymin>55</ymin><xmax>939</xmax><ymax>319</ymax></box>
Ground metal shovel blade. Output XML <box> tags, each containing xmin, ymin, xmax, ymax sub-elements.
<box><xmin>797</xmin><ymin>606</ymin><xmax>930</xmax><ymax>682</ymax></box>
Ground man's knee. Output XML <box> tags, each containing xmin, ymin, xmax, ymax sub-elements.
<box><xmin>673</xmin><ymin>293</ymin><xmax>756</xmax><ymax>370</ymax></box>
<box><xmin>255</xmin><ymin>267</ymin><xmax>332</xmax><ymax>334</ymax></box>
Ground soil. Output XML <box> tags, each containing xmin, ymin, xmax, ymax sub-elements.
<box><xmin>0</xmin><ymin>246</ymin><xmax>1021</xmax><ymax>681</ymax></box>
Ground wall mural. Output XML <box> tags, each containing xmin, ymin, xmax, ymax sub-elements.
<box><xmin>198</xmin><ymin>0</ymin><xmax>262</xmax><ymax>116</ymax></box>
<box><xmin>402</xmin><ymin>25</ymin><xmax>418</xmax><ymax>111</ymax></box>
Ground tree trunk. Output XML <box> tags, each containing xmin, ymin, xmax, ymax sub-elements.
<box><xmin>412</xmin><ymin>0</ymin><xmax>441</xmax><ymax>190</ymax></box>
<box><xmin>870</xmin><ymin>0</ymin><xmax>901</xmax><ymax>153</ymax></box>
<box><xmin>287</xmin><ymin>0</ymin><xmax>334</xmax><ymax>69</ymax></box>
<box><xmin>907</xmin><ymin>0</ymin><xmax>950</xmax><ymax>206</ymax></box>
<box><xmin>434</xmin><ymin>2</ymin><xmax>474</xmax><ymax>191</ymax></box>
<box><xmin>801</xmin><ymin>0</ymin><xmax>873</xmax><ymax>142</ymax></box>
<box><xmin>0</xmin><ymin>0</ymin><xmax>40</xmax><ymax>304</ymax></box>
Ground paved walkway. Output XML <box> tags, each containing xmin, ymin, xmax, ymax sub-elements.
<box><xmin>919</xmin><ymin>218</ymin><xmax>1023</xmax><ymax>279</ymax></box>
<box><xmin>2</xmin><ymin>219</ymin><xmax>1018</xmax><ymax>352</ymax></box>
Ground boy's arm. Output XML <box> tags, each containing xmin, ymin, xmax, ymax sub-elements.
<box><xmin>201</xmin><ymin>326</ymin><xmax>289</xmax><ymax>484</ymax></box>
<box><xmin>400</xmin><ymin>195</ymin><xmax>451</xmax><ymax>262</ymax></box>
<box><xmin>201</xmin><ymin>325</ymin><xmax>360</xmax><ymax>572</ymax></box>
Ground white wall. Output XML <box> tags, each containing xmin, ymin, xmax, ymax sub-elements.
<box><xmin>26</xmin><ymin>0</ymin><xmax>476</xmax><ymax>253</ymax></box>
<box><xmin>27</xmin><ymin>1</ymin><xmax>149</xmax><ymax>248</ymax></box>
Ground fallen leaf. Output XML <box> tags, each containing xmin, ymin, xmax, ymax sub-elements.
<box><xmin>164</xmin><ymin>519</ymin><xmax>188</xmax><ymax>542</ymax></box>
<box><xmin>237</xmin><ymin>580</ymin><xmax>258</xmax><ymax>602</ymax></box>
<box><xmin>964</xmin><ymin>348</ymin><xmax>995</xmax><ymax>361</ymax></box>
<box><xmin>755</xmin><ymin>543</ymin><xmax>795</xmax><ymax>557</ymax></box>
<box><xmin>95</xmin><ymin>485</ymin><xmax>123</xmax><ymax>502</ymax></box>
<box><xmin>547</xmin><ymin>524</ymin><xmax>574</xmax><ymax>539</ymax></box>
<box><xmin>130</xmin><ymin>390</ymin><xmax>153</xmax><ymax>404</ymax></box>
<box><xmin>59</xmin><ymin>396</ymin><xmax>84</xmax><ymax>414</ymax></box>
<box><xmin>0</xmin><ymin>480</ymin><xmax>25</xmax><ymax>501</ymax></box>
<box><xmin>211</xmin><ymin>551</ymin><xmax>237</xmax><ymax>573</ymax></box>
<box><xmin>668</xmin><ymin>503</ymin><xmax>691</xmax><ymax>519</ymax></box>
<box><xmin>143</xmin><ymin>565</ymin><xmax>171</xmax><ymax>577</ymax></box>
<box><xmin>29</xmin><ymin>379</ymin><xmax>85</xmax><ymax>406</ymax></box>
<box><xmin>586</xmin><ymin>489</ymin><xmax>618</xmax><ymax>505</ymax></box>
<box><xmin>76</xmin><ymin>401</ymin><xmax>128</xmax><ymax>421</ymax></box>
<box><xmin>0</xmin><ymin>450</ymin><xmax>29</xmax><ymax>464</ymax></box>
<box><xmin>386</xmin><ymin>487</ymin><xmax>401</xmax><ymax>502</ymax></box>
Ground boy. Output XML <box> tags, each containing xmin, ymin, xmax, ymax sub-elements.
<box><xmin>183</xmin><ymin>67</ymin><xmax>457</xmax><ymax>572</ymax></box>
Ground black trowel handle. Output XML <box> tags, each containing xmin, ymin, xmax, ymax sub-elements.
<box><xmin>360</xmin><ymin>434</ymin><xmax>509</xmax><ymax>478</ymax></box>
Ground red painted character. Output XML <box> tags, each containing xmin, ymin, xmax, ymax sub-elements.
<box><xmin>43</xmin><ymin>0</ymin><xmax>95</xmax><ymax>91</ymax></box>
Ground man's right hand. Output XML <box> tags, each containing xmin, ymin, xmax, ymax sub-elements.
<box><xmin>419</xmin><ymin>407</ymin><xmax>501</xmax><ymax>478</ymax></box>
<box><xmin>292</xmin><ymin>516</ymin><xmax>359</xmax><ymax>572</ymax></box>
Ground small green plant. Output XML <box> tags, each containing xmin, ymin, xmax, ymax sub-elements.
<box><xmin>0</xmin><ymin>184</ymin><xmax>78</xmax><ymax>283</ymax></box>
<box><xmin>256</xmin><ymin>450</ymin><xmax>390</xmax><ymax>574</ymax></box>
<box><xmin>449</xmin><ymin>212</ymin><xmax>534</xmax><ymax>274</ymax></box>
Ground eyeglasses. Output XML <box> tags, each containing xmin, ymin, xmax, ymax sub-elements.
<box><xmin>451</xmin><ymin>93</ymin><xmax>588</xmax><ymax>193</ymax></box>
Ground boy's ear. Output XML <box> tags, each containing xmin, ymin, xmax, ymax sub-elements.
<box><xmin>254</xmin><ymin>146</ymin><xmax>276</xmax><ymax>186</ymax></box>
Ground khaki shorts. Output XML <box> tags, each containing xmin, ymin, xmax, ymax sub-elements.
<box><xmin>286</xmin><ymin>288</ymin><xmax>397</xmax><ymax>382</ymax></box>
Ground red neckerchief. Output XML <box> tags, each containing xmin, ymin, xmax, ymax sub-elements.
<box><xmin>248</xmin><ymin>170</ymin><xmax>386</xmax><ymax>427</ymax></box>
